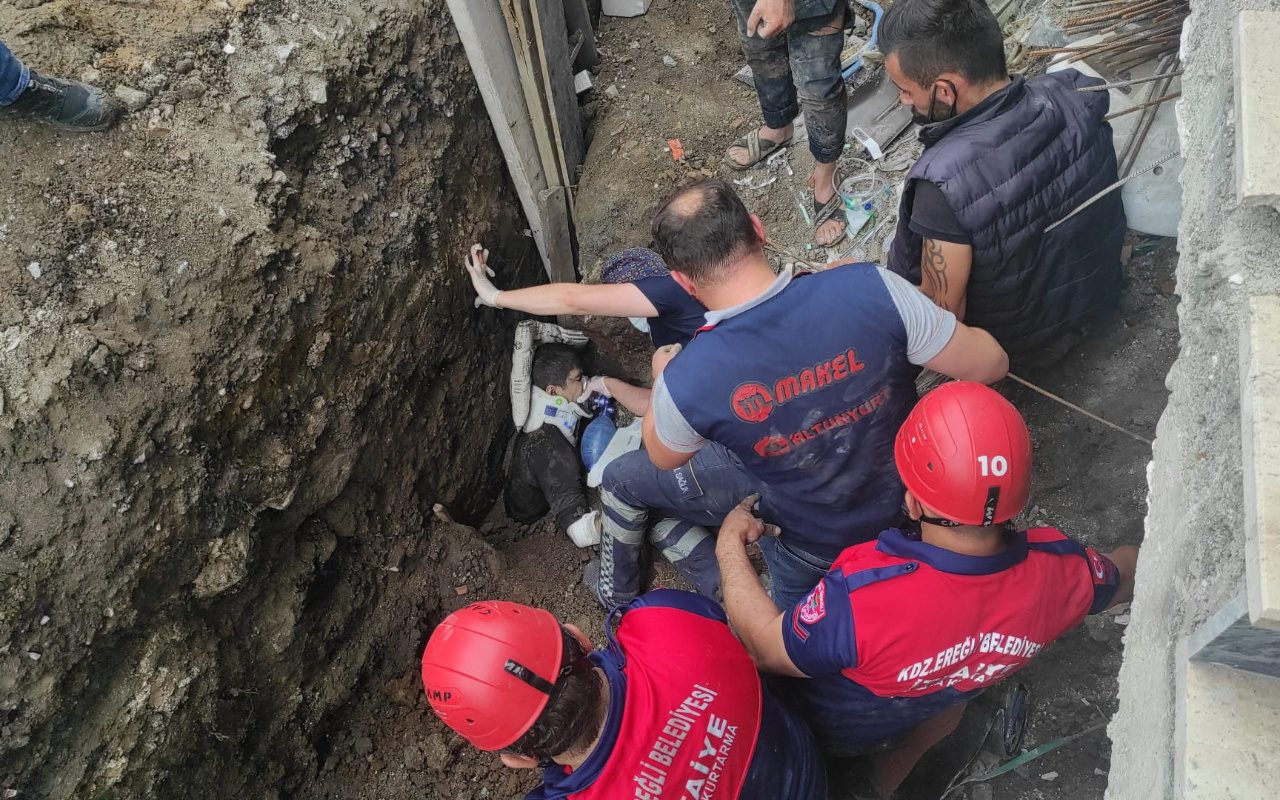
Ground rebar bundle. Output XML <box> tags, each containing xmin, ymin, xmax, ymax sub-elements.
<box><xmin>1029</xmin><ymin>0</ymin><xmax>1189</xmax><ymax>76</ymax></box>
<box><xmin>1026</xmin><ymin>1</ymin><xmax>1189</xmax><ymax>180</ymax></box>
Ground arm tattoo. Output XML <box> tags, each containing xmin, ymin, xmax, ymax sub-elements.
<box><xmin>922</xmin><ymin>239</ymin><xmax>950</xmax><ymax>311</ymax></box>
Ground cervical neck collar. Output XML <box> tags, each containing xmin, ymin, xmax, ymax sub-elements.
<box><xmin>524</xmin><ymin>386</ymin><xmax>590</xmax><ymax>444</ymax></box>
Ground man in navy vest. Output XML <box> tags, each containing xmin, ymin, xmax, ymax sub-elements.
<box><xmin>881</xmin><ymin>0</ymin><xmax>1126</xmax><ymax>365</ymax></box>
<box><xmin>637</xmin><ymin>178</ymin><xmax>1009</xmax><ymax>608</ymax></box>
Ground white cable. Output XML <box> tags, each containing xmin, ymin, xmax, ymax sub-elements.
<box><xmin>1044</xmin><ymin>150</ymin><xmax>1181</xmax><ymax>233</ymax></box>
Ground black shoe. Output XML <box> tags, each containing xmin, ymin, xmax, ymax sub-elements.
<box><xmin>583</xmin><ymin>558</ymin><xmax>605</xmax><ymax>606</ymax></box>
<box><xmin>5</xmin><ymin>71</ymin><xmax>123</xmax><ymax>132</ymax></box>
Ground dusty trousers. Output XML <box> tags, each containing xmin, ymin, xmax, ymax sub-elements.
<box><xmin>595</xmin><ymin>442</ymin><xmax>758</xmax><ymax>606</ymax></box>
<box><xmin>0</xmin><ymin>40</ymin><xmax>30</xmax><ymax>106</ymax></box>
<box><xmin>731</xmin><ymin>0</ymin><xmax>848</xmax><ymax>164</ymax></box>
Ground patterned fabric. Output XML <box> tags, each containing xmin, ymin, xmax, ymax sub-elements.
<box><xmin>600</xmin><ymin>248</ymin><xmax>669</xmax><ymax>284</ymax></box>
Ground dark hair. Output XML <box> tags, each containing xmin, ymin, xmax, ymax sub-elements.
<box><xmin>531</xmin><ymin>344</ymin><xmax>582</xmax><ymax>392</ymax></box>
<box><xmin>505</xmin><ymin>626</ymin><xmax>604</xmax><ymax>761</ymax></box>
<box><xmin>651</xmin><ymin>178</ymin><xmax>758</xmax><ymax>284</ymax></box>
<box><xmin>879</xmin><ymin>0</ymin><xmax>1007</xmax><ymax>88</ymax></box>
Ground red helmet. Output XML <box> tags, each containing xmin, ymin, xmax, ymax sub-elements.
<box><xmin>420</xmin><ymin>601</ymin><xmax>565</xmax><ymax>751</ymax></box>
<box><xmin>894</xmin><ymin>382</ymin><xmax>1031</xmax><ymax>526</ymax></box>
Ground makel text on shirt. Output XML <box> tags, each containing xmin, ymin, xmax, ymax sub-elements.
<box><xmin>731</xmin><ymin>348</ymin><xmax>866</xmax><ymax>424</ymax></box>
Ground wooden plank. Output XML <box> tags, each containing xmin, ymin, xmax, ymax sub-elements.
<box><xmin>530</xmin><ymin>0</ymin><xmax>586</xmax><ymax>180</ymax></box>
<box><xmin>500</xmin><ymin>0</ymin><xmax>565</xmax><ymax>190</ymax></box>
<box><xmin>562</xmin><ymin>0</ymin><xmax>600</xmax><ymax>69</ymax></box>
<box><xmin>500</xmin><ymin>0</ymin><xmax>581</xmax><ymax>276</ymax></box>
<box><xmin>537</xmin><ymin>186</ymin><xmax>578</xmax><ymax>286</ymax></box>
<box><xmin>447</xmin><ymin>0</ymin><xmax>576</xmax><ymax>284</ymax></box>
<box><xmin>445</xmin><ymin>0</ymin><xmax>549</xmax><ymax>264</ymax></box>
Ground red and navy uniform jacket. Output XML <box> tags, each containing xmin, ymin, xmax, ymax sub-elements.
<box><xmin>527</xmin><ymin>589</ymin><xmax>826</xmax><ymax>800</ymax></box>
<box><xmin>661</xmin><ymin>265</ymin><xmax>918</xmax><ymax>562</ymax></box>
<box><xmin>775</xmin><ymin>527</ymin><xmax>1121</xmax><ymax>756</ymax></box>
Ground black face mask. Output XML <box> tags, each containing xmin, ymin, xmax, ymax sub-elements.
<box><xmin>912</xmin><ymin>79</ymin><xmax>959</xmax><ymax>126</ymax></box>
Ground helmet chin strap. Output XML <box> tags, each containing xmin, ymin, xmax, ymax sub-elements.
<box><xmin>502</xmin><ymin>654</ymin><xmax>597</xmax><ymax>766</ymax></box>
<box><xmin>918</xmin><ymin>487</ymin><xmax>1005</xmax><ymax>528</ymax></box>
<box><xmin>918</xmin><ymin>513</ymin><xmax>964</xmax><ymax>528</ymax></box>
<box><xmin>503</xmin><ymin>655</ymin><xmax>594</xmax><ymax>696</ymax></box>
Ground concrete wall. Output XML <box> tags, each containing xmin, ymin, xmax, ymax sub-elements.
<box><xmin>1106</xmin><ymin>1</ymin><xmax>1280</xmax><ymax>797</ymax></box>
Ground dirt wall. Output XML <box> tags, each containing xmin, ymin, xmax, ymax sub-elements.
<box><xmin>1105</xmin><ymin>1</ymin><xmax>1280</xmax><ymax>797</ymax></box>
<box><xmin>0</xmin><ymin>1</ymin><xmax>544</xmax><ymax>797</ymax></box>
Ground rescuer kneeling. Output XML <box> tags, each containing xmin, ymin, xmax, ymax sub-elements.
<box><xmin>714</xmin><ymin>382</ymin><xmax>1140</xmax><ymax>797</ymax></box>
<box><xmin>420</xmin><ymin>590</ymin><xmax>827</xmax><ymax>800</ymax></box>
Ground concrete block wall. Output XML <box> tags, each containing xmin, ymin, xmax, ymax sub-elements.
<box><xmin>1183</xmin><ymin>660</ymin><xmax>1280</xmax><ymax>798</ymax></box>
<box><xmin>1241</xmin><ymin>296</ymin><xmax>1280</xmax><ymax>631</ymax></box>
<box><xmin>1105</xmin><ymin>2</ymin><xmax>1280</xmax><ymax>798</ymax></box>
<box><xmin>1234</xmin><ymin>11</ymin><xmax>1280</xmax><ymax>207</ymax></box>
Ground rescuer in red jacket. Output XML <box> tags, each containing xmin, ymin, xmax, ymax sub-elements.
<box><xmin>714</xmin><ymin>381</ymin><xmax>1141</xmax><ymax>797</ymax></box>
<box><xmin>420</xmin><ymin>590</ymin><xmax>827</xmax><ymax>800</ymax></box>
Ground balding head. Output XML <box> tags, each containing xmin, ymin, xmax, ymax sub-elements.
<box><xmin>651</xmin><ymin>178</ymin><xmax>761</xmax><ymax>285</ymax></box>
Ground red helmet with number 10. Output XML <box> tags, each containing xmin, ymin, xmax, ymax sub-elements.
<box><xmin>894</xmin><ymin>382</ymin><xmax>1031</xmax><ymax>526</ymax></box>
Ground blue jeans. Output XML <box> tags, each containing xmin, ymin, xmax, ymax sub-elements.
<box><xmin>0</xmin><ymin>41</ymin><xmax>31</xmax><ymax>107</ymax></box>
<box><xmin>760</xmin><ymin>536</ymin><xmax>834</xmax><ymax>610</ymax></box>
<box><xmin>597</xmin><ymin>443</ymin><xmax>759</xmax><ymax>606</ymax></box>
<box><xmin>732</xmin><ymin>0</ymin><xmax>847</xmax><ymax>163</ymax></box>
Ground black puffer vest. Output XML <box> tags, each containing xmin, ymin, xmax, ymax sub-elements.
<box><xmin>887</xmin><ymin>72</ymin><xmax>1126</xmax><ymax>359</ymax></box>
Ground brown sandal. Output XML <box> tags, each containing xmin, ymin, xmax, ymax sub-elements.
<box><xmin>726</xmin><ymin>127</ymin><xmax>793</xmax><ymax>170</ymax></box>
<box><xmin>812</xmin><ymin>181</ymin><xmax>849</xmax><ymax>247</ymax></box>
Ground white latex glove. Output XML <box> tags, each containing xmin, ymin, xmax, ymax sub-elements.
<box><xmin>579</xmin><ymin>375</ymin><xmax>611</xmax><ymax>402</ymax></box>
<box><xmin>465</xmin><ymin>243</ymin><xmax>503</xmax><ymax>308</ymax></box>
<box><xmin>566</xmin><ymin>510</ymin><xmax>601</xmax><ymax>548</ymax></box>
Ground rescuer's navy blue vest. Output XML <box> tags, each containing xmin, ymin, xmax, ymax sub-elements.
<box><xmin>887</xmin><ymin>72</ymin><xmax>1125</xmax><ymax>360</ymax></box>
<box><xmin>662</xmin><ymin>265</ymin><xmax>917</xmax><ymax>561</ymax></box>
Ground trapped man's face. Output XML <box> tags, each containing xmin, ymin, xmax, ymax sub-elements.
<box><xmin>553</xmin><ymin>367</ymin><xmax>586</xmax><ymax>402</ymax></box>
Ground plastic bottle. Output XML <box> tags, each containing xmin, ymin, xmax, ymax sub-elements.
<box><xmin>580</xmin><ymin>395</ymin><xmax>618</xmax><ymax>472</ymax></box>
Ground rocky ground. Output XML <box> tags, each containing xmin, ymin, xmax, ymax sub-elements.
<box><xmin>0</xmin><ymin>1</ymin><xmax>1179</xmax><ymax>799</ymax></box>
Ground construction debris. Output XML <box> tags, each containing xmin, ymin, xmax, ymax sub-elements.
<box><xmin>1037</xmin><ymin>0</ymin><xmax>1190</xmax><ymax>75</ymax></box>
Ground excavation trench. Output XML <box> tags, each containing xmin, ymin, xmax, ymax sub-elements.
<box><xmin>0</xmin><ymin>1</ymin><xmax>554</xmax><ymax>797</ymax></box>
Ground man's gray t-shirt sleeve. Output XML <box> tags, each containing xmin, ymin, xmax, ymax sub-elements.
<box><xmin>650</xmin><ymin>375</ymin><xmax>708</xmax><ymax>454</ymax></box>
<box><xmin>877</xmin><ymin>268</ymin><xmax>958</xmax><ymax>365</ymax></box>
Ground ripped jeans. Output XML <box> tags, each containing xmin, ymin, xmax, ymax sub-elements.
<box><xmin>732</xmin><ymin>0</ymin><xmax>847</xmax><ymax>164</ymax></box>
